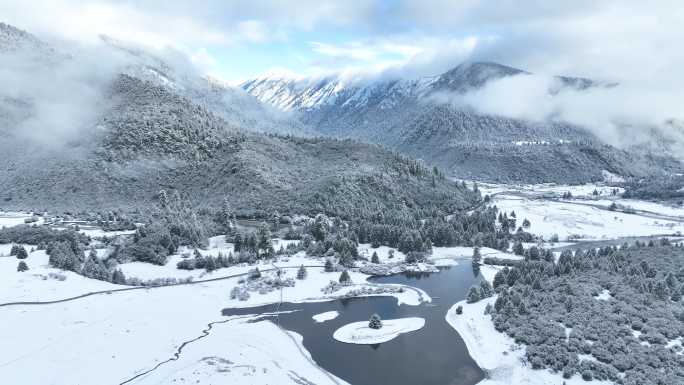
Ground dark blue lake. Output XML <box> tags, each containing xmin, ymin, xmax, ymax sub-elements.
<box><xmin>223</xmin><ymin>263</ymin><xmax>485</xmax><ymax>385</ymax></box>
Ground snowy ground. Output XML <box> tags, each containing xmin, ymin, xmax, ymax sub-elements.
<box><xmin>476</xmin><ymin>181</ymin><xmax>623</xmax><ymax>199</ymax></box>
<box><xmin>0</xmin><ymin>211</ymin><xmax>44</xmax><ymax>228</ymax></box>
<box><xmin>333</xmin><ymin>317</ymin><xmax>425</xmax><ymax>345</ymax></box>
<box><xmin>0</xmin><ymin>249</ymin><xmax>124</xmax><ymax>303</ymax></box>
<box><xmin>357</xmin><ymin>243</ymin><xmax>406</xmax><ymax>263</ymax></box>
<box><xmin>313</xmin><ymin>311</ymin><xmax>340</xmax><ymax>323</ymax></box>
<box><xmin>0</xmin><ymin>247</ymin><xmax>427</xmax><ymax>385</ymax></box>
<box><xmin>493</xmin><ymin>195</ymin><xmax>684</xmax><ymax>241</ymax></box>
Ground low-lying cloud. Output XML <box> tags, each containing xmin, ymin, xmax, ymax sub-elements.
<box><xmin>435</xmin><ymin>73</ymin><xmax>684</xmax><ymax>152</ymax></box>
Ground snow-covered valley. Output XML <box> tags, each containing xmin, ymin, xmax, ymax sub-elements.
<box><xmin>2</xmin><ymin>181</ymin><xmax>683</xmax><ymax>385</ymax></box>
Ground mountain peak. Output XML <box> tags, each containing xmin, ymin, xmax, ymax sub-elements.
<box><xmin>432</xmin><ymin>61</ymin><xmax>526</xmax><ymax>92</ymax></box>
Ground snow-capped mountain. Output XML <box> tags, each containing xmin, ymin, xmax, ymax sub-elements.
<box><xmin>242</xmin><ymin>62</ymin><xmax>681</xmax><ymax>183</ymax></box>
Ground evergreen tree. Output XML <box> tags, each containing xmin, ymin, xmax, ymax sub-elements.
<box><xmin>388</xmin><ymin>249</ymin><xmax>395</xmax><ymax>259</ymax></box>
<box><xmin>82</xmin><ymin>250</ymin><xmax>109</xmax><ymax>281</ymax></box>
<box><xmin>493</xmin><ymin>270</ymin><xmax>507</xmax><ymax>289</ymax></box>
<box><xmin>368</xmin><ymin>313</ymin><xmax>382</xmax><ymax>329</ymax></box>
<box><xmin>17</xmin><ymin>261</ymin><xmax>28</xmax><ymax>272</ymax></box>
<box><xmin>15</xmin><ymin>246</ymin><xmax>28</xmax><ymax>259</ymax></box>
<box><xmin>479</xmin><ymin>280</ymin><xmax>494</xmax><ymax>298</ymax></box>
<box><xmin>233</xmin><ymin>232</ymin><xmax>243</xmax><ymax>252</ymax></box>
<box><xmin>371</xmin><ymin>251</ymin><xmax>380</xmax><ymax>264</ymax></box>
<box><xmin>339</xmin><ymin>270</ymin><xmax>351</xmax><ymax>285</ymax></box>
<box><xmin>466</xmin><ymin>286</ymin><xmax>481</xmax><ymax>303</ymax></box>
<box><xmin>111</xmin><ymin>269</ymin><xmax>127</xmax><ymax>284</ymax></box>
<box><xmin>513</xmin><ymin>242</ymin><xmax>524</xmax><ymax>256</ymax></box>
<box><xmin>522</xmin><ymin>218</ymin><xmax>531</xmax><ymax>229</ymax></box>
<box><xmin>256</xmin><ymin>223</ymin><xmax>272</xmax><ymax>258</ymax></box>
<box><xmin>472</xmin><ymin>247</ymin><xmax>482</xmax><ymax>267</ymax></box>
<box><xmin>297</xmin><ymin>265</ymin><xmax>307</xmax><ymax>280</ymax></box>
<box><xmin>221</xmin><ymin>197</ymin><xmax>233</xmax><ymax>231</ymax></box>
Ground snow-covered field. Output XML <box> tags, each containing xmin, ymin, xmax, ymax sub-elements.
<box><xmin>333</xmin><ymin>317</ymin><xmax>425</xmax><ymax>345</ymax></box>
<box><xmin>0</xmin><ymin>249</ymin><xmax>124</xmax><ymax>303</ymax></box>
<box><xmin>493</xmin><ymin>195</ymin><xmax>684</xmax><ymax>240</ymax></box>
<box><xmin>1</xmin><ymin>248</ymin><xmax>426</xmax><ymax>385</ymax></box>
<box><xmin>0</xmin><ymin>211</ymin><xmax>44</xmax><ymax>228</ymax></box>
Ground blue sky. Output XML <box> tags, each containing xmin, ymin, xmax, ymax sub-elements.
<box><xmin>2</xmin><ymin>1</ymin><xmax>683</xmax><ymax>84</ymax></box>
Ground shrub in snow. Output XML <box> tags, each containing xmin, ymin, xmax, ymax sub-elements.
<box><xmin>369</xmin><ymin>314</ymin><xmax>382</xmax><ymax>329</ymax></box>
<box><xmin>456</xmin><ymin>305</ymin><xmax>463</xmax><ymax>315</ymax></box>
<box><xmin>48</xmin><ymin>272</ymin><xmax>66</xmax><ymax>281</ymax></box>
<box><xmin>371</xmin><ymin>251</ymin><xmax>380</xmax><ymax>264</ymax></box>
<box><xmin>296</xmin><ymin>265</ymin><xmax>307</xmax><ymax>280</ymax></box>
<box><xmin>248</xmin><ymin>267</ymin><xmax>261</xmax><ymax>280</ymax></box>
<box><xmin>339</xmin><ymin>270</ymin><xmax>351</xmax><ymax>285</ymax></box>
<box><xmin>17</xmin><ymin>261</ymin><xmax>29</xmax><ymax>272</ymax></box>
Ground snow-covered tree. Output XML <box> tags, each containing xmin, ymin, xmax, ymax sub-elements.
<box><xmin>339</xmin><ymin>270</ymin><xmax>351</xmax><ymax>285</ymax></box>
<box><xmin>296</xmin><ymin>265</ymin><xmax>307</xmax><ymax>280</ymax></box>
<box><xmin>466</xmin><ymin>286</ymin><xmax>481</xmax><ymax>303</ymax></box>
<box><xmin>17</xmin><ymin>261</ymin><xmax>28</xmax><ymax>272</ymax></box>
<box><xmin>368</xmin><ymin>313</ymin><xmax>382</xmax><ymax>329</ymax></box>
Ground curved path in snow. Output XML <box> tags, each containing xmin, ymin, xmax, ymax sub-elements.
<box><xmin>0</xmin><ymin>265</ymin><xmax>325</xmax><ymax>308</ymax></box>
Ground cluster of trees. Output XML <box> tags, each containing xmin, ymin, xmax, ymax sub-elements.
<box><xmin>0</xmin><ymin>225</ymin><xmax>89</xmax><ymax>247</ymax></box>
<box><xmin>466</xmin><ymin>280</ymin><xmax>494</xmax><ymax>303</ymax></box>
<box><xmin>233</xmin><ymin>224</ymin><xmax>274</xmax><ymax>258</ymax></box>
<box><xmin>480</xmin><ymin>242</ymin><xmax>684</xmax><ymax>385</ymax></box>
<box><xmin>622</xmin><ymin>175</ymin><xmax>684</xmax><ymax>202</ymax></box>
<box><xmin>10</xmin><ymin>245</ymin><xmax>28</xmax><ymax>259</ymax></box>
<box><xmin>110</xmin><ymin>190</ymin><xmax>210</xmax><ymax>266</ymax></box>
<box><xmin>176</xmin><ymin>249</ymin><xmax>250</xmax><ymax>272</ymax></box>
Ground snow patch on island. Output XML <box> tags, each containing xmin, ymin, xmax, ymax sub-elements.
<box><xmin>333</xmin><ymin>317</ymin><xmax>425</xmax><ymax>345</ymax></box>
<box><xmin>312</xmin><ymin>311</ymin><xmax>339</xmax><ymax>323</ymax></box>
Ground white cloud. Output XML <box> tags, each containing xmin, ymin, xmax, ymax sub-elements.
<box><xmin>439</xmin><ymin>73</ymin><xmax>684</xmax><ymax>151</ymax></box>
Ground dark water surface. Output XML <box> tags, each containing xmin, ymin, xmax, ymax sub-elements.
<box><xmin>222</xmin><ymin>264</ymin><xmax>484</xmax><ymax>385</ymax></box>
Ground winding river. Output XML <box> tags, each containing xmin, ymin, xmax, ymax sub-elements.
<box><xmin>223</xmin><ymin>263</ymin><xmax>485</xmax><ymax>385</ymax></box>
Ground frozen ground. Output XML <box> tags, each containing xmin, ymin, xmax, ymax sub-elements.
<box><xmin>333</xmin><ymin>317</ymin><xmax>425</xmax><ymax>345</ymax></box>
<box><xmin>313</xmin><ymin>310</ymin><xmax>340</xmax><ymax>323</ymax></box>
<box><xmin>493</xmin><ymin>195</ymin><xmax>684</xmax><ymax>241</ymax></box>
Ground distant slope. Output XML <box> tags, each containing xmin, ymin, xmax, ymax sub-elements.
<box><xmin>243</xmin><ymin>62</ymin><xmax>682</xmax><ymax>183</ymax></box>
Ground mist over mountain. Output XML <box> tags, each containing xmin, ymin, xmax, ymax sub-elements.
<box><xmin>0</xmin><ymin>22</ymin><xmax>472</xmax><ymax>215</ymax></box>
<box><xmin>242</xmin><ymin>61</ymin><xmax>683</xmax><ymax>183</ymax></box>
